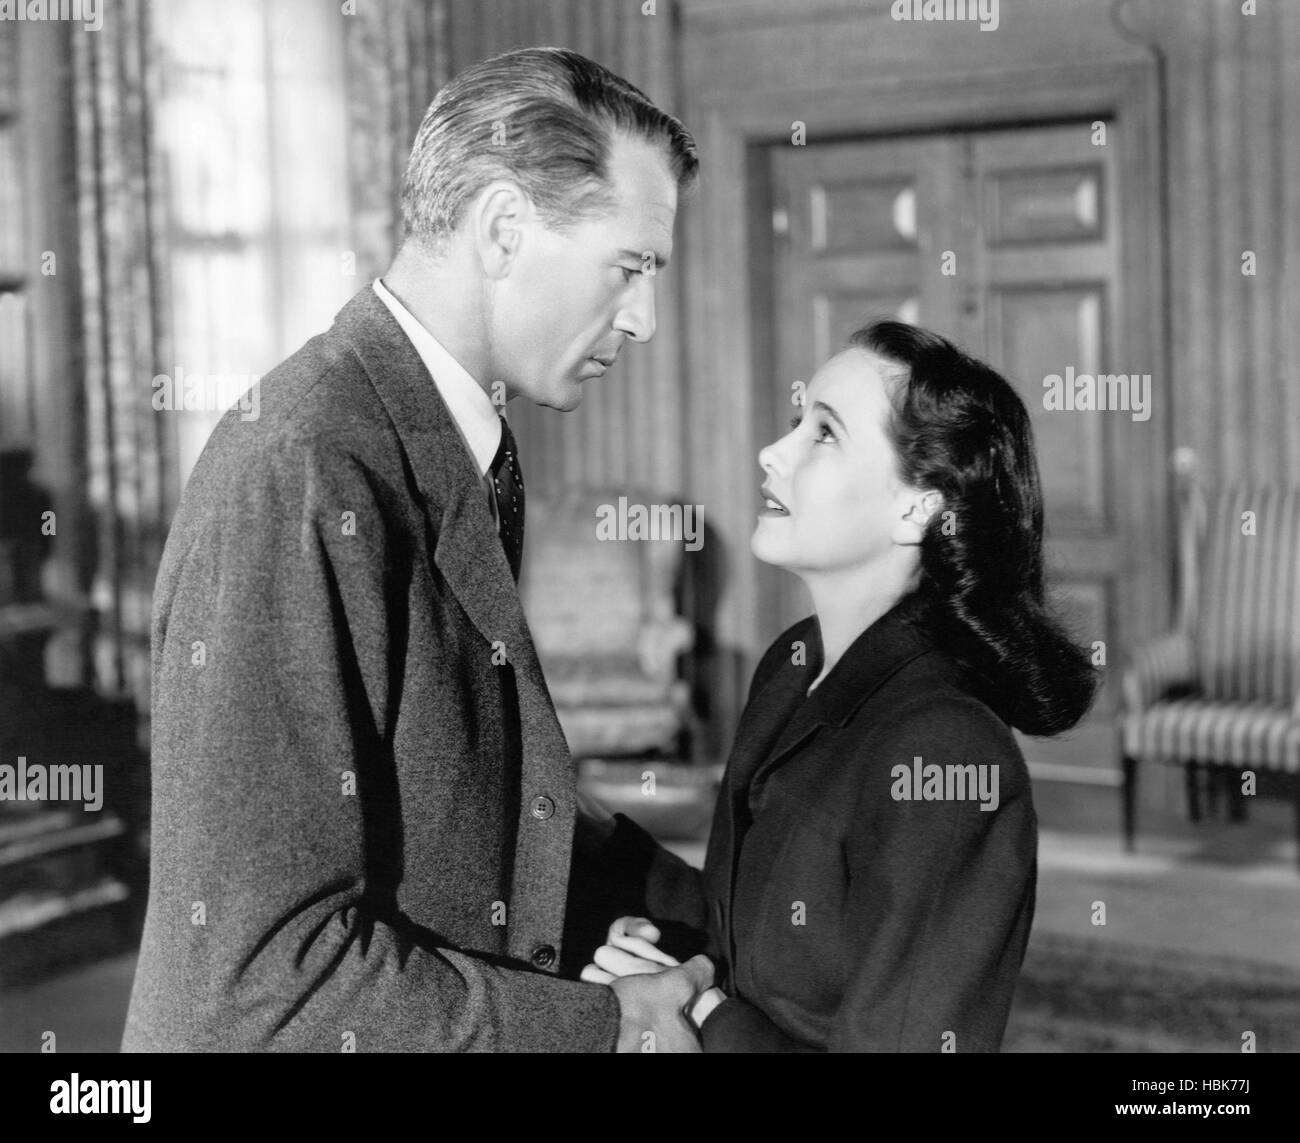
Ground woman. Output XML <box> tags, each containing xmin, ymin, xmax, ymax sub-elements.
<box><xmin>582</xmin><ymin>319</ymin><xmax>1098</xmax><ymax>1052</ymax></box>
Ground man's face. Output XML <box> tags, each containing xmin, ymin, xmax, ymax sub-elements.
<box><xmin>489</xmin><ymin>134</ymin><xmax>678</xmax><ymax>410</ymax></box>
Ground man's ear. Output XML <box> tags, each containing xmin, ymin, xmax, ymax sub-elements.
<box><xmin>894</xmin><ymin>489</ymin><xmax>943</xmax><ymax>546</ymax></box>
<box><xmin>472</xmin><ymin>181</ymin><xmax>526</xmax><ymax>279</ymax></box>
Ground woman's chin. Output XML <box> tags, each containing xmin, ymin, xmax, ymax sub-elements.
<box><xmin>750</xmin><ymin>527</ymin><xmax>789</xmax><ymax>567</ymax></box>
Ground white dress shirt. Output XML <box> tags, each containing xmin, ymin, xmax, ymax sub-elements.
<box><xmin>372</xmin><ymin>278</ymin><xmax>507</xmax><ymax>526</ymax></box>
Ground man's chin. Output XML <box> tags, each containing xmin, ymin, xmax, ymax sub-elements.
<box><xmin>538</xmin><ymin>380</ymin><xmax>585</xmax><ymax>413</ymax></box>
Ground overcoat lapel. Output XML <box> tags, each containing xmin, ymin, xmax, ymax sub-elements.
<box><xmin>336</xmin><ymin>289</ymin><xmax>531</xmax><ymax>656</ymax></box>
<box><xmin>334</xmin><ymin>288</ymin><xmax>574</xmax><ymax>954</ymax></box>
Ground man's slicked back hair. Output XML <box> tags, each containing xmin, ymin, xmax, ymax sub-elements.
<box><xmin>400</xmin><ymin>47</ymin><xmax>698</xmax><ymax>249</ymax></box>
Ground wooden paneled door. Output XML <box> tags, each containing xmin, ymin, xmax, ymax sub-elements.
<box><xmin>763</xmin><ymin>122</ymin><xmax>1146</xmax><ymax>778</ymax></box>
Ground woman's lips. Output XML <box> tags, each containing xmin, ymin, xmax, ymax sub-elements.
<box><xmin>759</xmin><ymin>484</ymin><xmax>789</xmax><ymax>515</ymax></box>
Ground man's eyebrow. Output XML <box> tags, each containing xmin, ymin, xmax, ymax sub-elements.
<box><xmin>618</xmin><ymin>248</ymin><xmax>668</xmax><ymax>270</ymax></box>
<box><xmin>813</xmin><ymin>400</ymin><xmax>847</xmax><ymax>434</ymax></box>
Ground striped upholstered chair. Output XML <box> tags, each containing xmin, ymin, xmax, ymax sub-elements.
<box><xmin>1121</xmin><ymin>453</ymin><xmax>1300</xmax><ymax>865</ymax></box>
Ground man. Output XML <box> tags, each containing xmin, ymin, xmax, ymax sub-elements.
<box><xmin>123</xmin><ymin>48</ymin><xmax>710</xmax><ymax>1053</ymax></box>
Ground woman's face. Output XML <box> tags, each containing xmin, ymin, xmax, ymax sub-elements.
<box><xmin>751</xmin><ymin>347</ymin><xmax>925</xmax><ymax>578</ymax></box>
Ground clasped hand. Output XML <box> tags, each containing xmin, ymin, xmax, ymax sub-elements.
<box><xmin>582</xmin><ymin>916</ymin><xmax>726</xmax><ymax>1051</ymax></box>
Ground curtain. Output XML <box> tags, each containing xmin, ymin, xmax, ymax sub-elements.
<box><xmin>70</xmin><ymin>0</ymin><xmax>172</xmax><ymax>725</ymax></box>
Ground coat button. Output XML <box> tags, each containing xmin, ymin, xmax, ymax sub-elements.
<box><xmin>531</xmin><ymin>944</ymin><xmax>556</xmax><ymax>968</ymax></box>
<box><xmin>530</xmin><ymin>795</ymin><xmax>555</xmax><ymax>820</ymax></box>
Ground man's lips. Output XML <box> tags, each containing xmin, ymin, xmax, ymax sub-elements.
<box><xmin>580</xmin><ymin>354</ymin><xmax>617</xmax><ymax>380</ymax></box>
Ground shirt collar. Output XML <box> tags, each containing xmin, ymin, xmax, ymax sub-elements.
<box><xmin>371</xmin><ymin>277</ymin><xmax>502</xmax><ymax>476</ymax></box>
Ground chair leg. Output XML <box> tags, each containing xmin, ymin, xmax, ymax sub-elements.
<box><xmin>1227</xmin><ymin>766</ymin><xmax>1249</xmax><ymax>823</ymax></box>
<box><xmin>1185</xmin><ymin>760</ymin><xmax>1202</xmax><ymax>823</ymax></box>
<box><xmin>1122</xmin><ymin>754</ymin><xmax>1138</xmax><ymax>853</ymax></box>
<box><xmin>1294</xmin><ymin>778</ymin><xmax>1300</xmax><ymax>873</ymax></box>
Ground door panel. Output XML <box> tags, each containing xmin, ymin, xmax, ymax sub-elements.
<box><xmin>989</xmin><ymin>285</ymin><xmax>1111</xmax><ymax>530</ymax></box>
<box><xmin>971</xmin><ymin>126</ymin><xmax>1124</xmax><ymax>773</ymax></box>
<box><xmin>983</xmin><ymin>164</ymin><xmax>1106</xmax><ymax>246</ymax></box>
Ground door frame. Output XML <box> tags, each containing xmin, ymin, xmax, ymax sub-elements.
<box><xmin>680</xmin><ymin>60</ymin><xmax>1168</xmax><ymax>782</ymax></box>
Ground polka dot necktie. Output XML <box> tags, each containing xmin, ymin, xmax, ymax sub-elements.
<box><xmin>490</xmin><ymin>414</ymin><xmax>524</xmax><ymax>581</ymax></box>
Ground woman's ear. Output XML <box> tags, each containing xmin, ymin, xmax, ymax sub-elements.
<box><xmin>895</xmin><ymin>489</ymin><xmax>943</xmax><ymax>546</ymax></box>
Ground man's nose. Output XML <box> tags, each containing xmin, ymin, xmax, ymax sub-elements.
<box><xmin>615</xmin><ymin>276</ymin><xmax>656</xmax><ymax>343</ymax></box>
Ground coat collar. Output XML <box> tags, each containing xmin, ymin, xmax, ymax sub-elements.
<box><xmin>748</xmin><ymin>600</ymin><xmax>938</xmax><ymax>787</ymax></box>
<box><xmin>330</xmin><ymin>287</ymin><xmax>532</xmax><ymax>664</ymax></box>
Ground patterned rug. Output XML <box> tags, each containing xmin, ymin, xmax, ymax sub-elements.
<box><xmin>1005</xmin><ymin>931</ymin><xmax>1300</xmax><ymax>1053</ymax></box>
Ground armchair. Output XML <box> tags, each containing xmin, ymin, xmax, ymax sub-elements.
<box><xmin>520</xmin><ymin>485</ymin><xmax>695</xmax><ymax>760</ymax></box>
<box><xmin>1120</xmin><ymin>451</ymin><xmax>1300</xmax><ymax>865</ymax></box>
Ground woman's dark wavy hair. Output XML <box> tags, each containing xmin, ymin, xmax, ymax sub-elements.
<box><xmin>848</xmin><ymin>319</ymin><xmax>1099</xmax><ymax>736</ymax></box>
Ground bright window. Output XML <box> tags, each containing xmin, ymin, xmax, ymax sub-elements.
<box><xmin>154</xmin><ymin>0</ymin><xmax>355</xmax><ymax>486</ymax></box>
